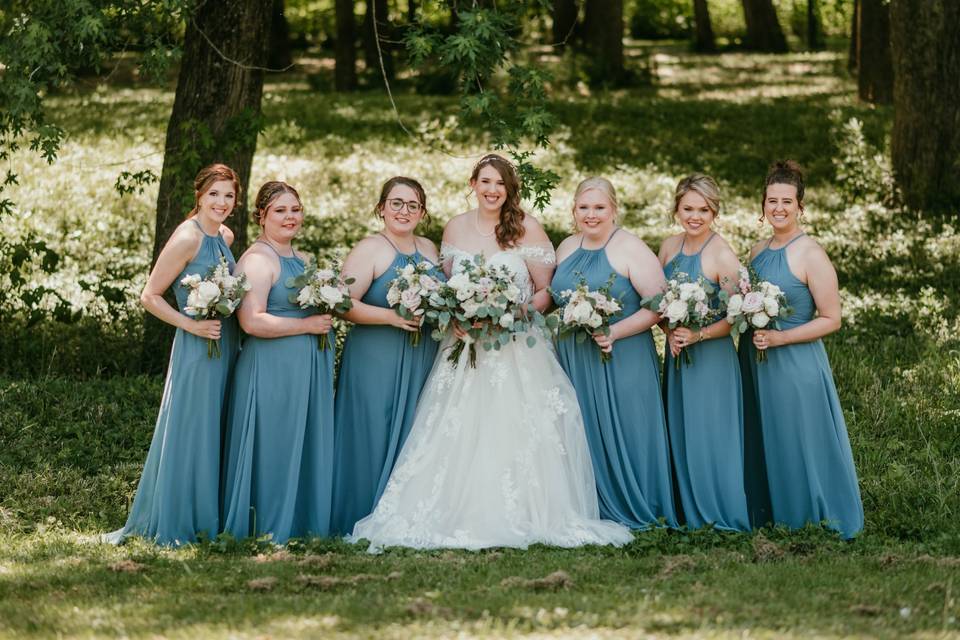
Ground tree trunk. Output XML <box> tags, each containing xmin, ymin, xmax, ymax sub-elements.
<box><xmin>268</xmin><ymin>0</ymin><xmax>293</xmax><ymax>69</ymax></box>
<box><xmin>408</xmin><ymin>0</ymin><xmax>417</xmax><ymax>23</ymax></box>
<box><xmin>143</xmin><ymin>0</ymin><xmax>271</xmax><ymax>373</ymax></box>
<box><xmin>848</xmin><ymin>0</ymin><xmax>859</xmax><ymax>72</ymax></box>
<box><xmin>857</xmin><ymin>0</ymin><xmax>892</xmax><ymax>104</ymax></box>
<box><xmin>740</xmin><ymin>0</ymin><xmax>788</xmax><ymax>52</ymax></box>
<box><xmin>806</xmin><ymin>0</ymin><xmax>823</xmax><ymax>50</ymax></box>
<box><xmin>335</xmin><ymin>0</ymin><xmax>357</xmax><ymax>91</ymax></box>
<box><xmin>552</xmin><ymin>0</ymin><xmax>579</xmax><ymax>47</ymax></box>
<box><xmin>693</xmin><ymin>0</ymin><xmax>717</xmax><ymax>53</ymax></box>
<box><xmin>890</xmin><ymin>0</ymin><xmax>960</xmax><ymax>214</ymax></box>
<box><xmin>583</xmin><ymin>0</ymin><xmax>625</xmax><ymax>86</ymax></box>
<box><xmin>363</xmin><ymin>0</ymin><xmax>393</xmax><ymax>80</ymax></box>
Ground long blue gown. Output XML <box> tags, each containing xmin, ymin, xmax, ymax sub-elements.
<box><xmin>106</xmin><ymin>219</ymin><xmax>238</xmax><ymax>546</ymax></box>
<box><xmin>740</xmin><ymin>234</ymin><xmax>863</xmax><ymax>539</ymax></box>
<box><xmin>551</xmin><ymin>230</ymin><xmax>678</xmax><ymax>529</ymax></box>
<box><xmin>221</xmin><ymin>242</ymin><xmax>335</xmax><ymax>542</ymax></box>
<box><xmin>331</xmin><ymin>236</ymin><xmax>444</xmax><ymax>535</ymax></box>
<box><xmin>662</xmin><ymin>234</ymin><xmax>750</xmax><ymax>532</ymax></box>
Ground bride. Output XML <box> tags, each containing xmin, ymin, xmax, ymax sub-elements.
<box><xmin>350</xmin><ymin>154</ymin><xmax>633</xmax><ymax>550</ymax></box>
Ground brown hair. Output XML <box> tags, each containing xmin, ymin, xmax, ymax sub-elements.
<box><xmin>674</xmin><ymin>173</ymin><xmax>721</xmax><ymax>217</ymax></box>
<box><xmin>374</xmin><ymin>176</ymin><xmax>429</xmax><ymax>223</ymax></box>
<box><xmin>253</xmin><ymin>181</ymin><xmax>303</xmax><ymax>226</ymax></box>
<box><xmin>187</xmin><ymin>164</ymin><xmax>241</xmax><ymax>219</ymax></box>
<box><xmin>761</xmin><ymin>160</ymin><xmax>805</xmax><ymax>220</ymax></box>
<box><xmin>470</xmin><ymin>153</ymin><xmax>526</xmax><ymax>248</ymax></box>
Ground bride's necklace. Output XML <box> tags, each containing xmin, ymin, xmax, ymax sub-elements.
<box><xmin>474</xmin><ymin>210</ymin><xmax>497</xmax><ymax>238</ymax></box>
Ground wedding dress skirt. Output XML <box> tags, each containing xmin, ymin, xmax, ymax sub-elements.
<box><xmin>349</xmin><ymin>247</ymin><xmax>634</xmax><ymax>551</ymax></box>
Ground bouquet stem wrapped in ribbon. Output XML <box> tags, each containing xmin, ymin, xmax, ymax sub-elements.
<box><xmin>723</xmin><ymin>266</ymin><xmax>792</xmax><ymax>362</ymax></box>
<box><xmin>287</xmin><ymin>257</ymin><xmax>355</xmax><ymax>351</ymax></box>
<box><xmin>180</xmin><ymin>256</ymin><xmax>251</xmax><ymax>359</ymax></box>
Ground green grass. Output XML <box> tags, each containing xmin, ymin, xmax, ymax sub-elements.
<box><xmin>2</xmin><ymin>46</ymin><xmax>959</xmax><ymax>638</ymax></box>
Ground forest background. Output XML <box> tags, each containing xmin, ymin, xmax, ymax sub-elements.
<box><xmin>0</xmin><ymin>1</ymin><xmax>958</xmax><ymax>638</ymax></box>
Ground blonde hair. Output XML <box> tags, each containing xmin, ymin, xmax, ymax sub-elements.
<box><xmin>673</xmin><ymin>174</ymin><xmax>721</xmax><ymax>217</ymax></box>
<box><xmin>572</xmin><ymin>177</ymin><xmax>619</xmax><ymax>230</ymax></box>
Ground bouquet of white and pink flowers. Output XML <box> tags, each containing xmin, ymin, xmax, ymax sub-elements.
<box><xmin>430</xmin><ymin>254</ymin><xmax>540</xmax><ymax>368</ymax></box>
<box><xmin>385</xmin><ymin>261</ymin><xmax>444</xmax><ymax>347</ymax></box>
<box><xmin>643</xmin><ymin>272</ymin><xmax>720</xmax><ymax>368</ymax></box>
<box><xmin>180</xmin><ymin>255</ymin><xmax>251</xmax><ymax>358</ymax></box>
<box><xmin>553</xmin><ymin>273</ymin><xmax>623</xmax><ymax>364</ymax></box>
<box><xmin>723</xmin><ymin>266</ymin><xmax>791</xmax><ymax>362</ymax></box>
<box><xmin>287</xmin><ymin>257</ymin><xmax>355</xmax><ymax>351</ymax></box>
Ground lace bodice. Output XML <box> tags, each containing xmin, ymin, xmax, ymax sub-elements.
<box><xmin>441</xmin><ymin>242</ymin><xmax>556</xmax><ymax>304</ymax></box>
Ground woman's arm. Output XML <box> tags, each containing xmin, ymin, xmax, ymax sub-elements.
<box><xmin>340</xmin><ymin>238</ymin><xmax>420</xmax><ymax>331</ymax></box>
<box><xmin>594</xmin><ymin>234</ymin><xmax>664</xmax><ymax>352</ymax></box>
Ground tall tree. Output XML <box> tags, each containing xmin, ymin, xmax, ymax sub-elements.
<box><xmin>848</xmin><ymin>0</ymin><xmax>859</xmax><ymax>71</ymax></box>
<box><xmin>740</xmin><ymin>0</ymin><xmax>788</xmax><ymax>52</ymax></box>
<box><xmin>806</xmin><ymin>0</ymin><xmax>823</xmax><ymax>50</ymax></box>
<box><xmin>363</xmin><ymin>0</ymin><xmax>394</xmax><ymax>80</ymax></box>
<box><xmin>145</xmin><ymin>0</ymin><xmax>272</xmax><ymax>370</ymax></box>
<box><xmin>552</xmin><ymin>0</ymin><xmax>579</xmax><ymax>46</ymax></box>
<box><xmin>335</xmin><ymin>0</ymin><xmax>357</xmax><ymax>90</ymax></box>
<box><xmin>693</xmin><ymin>0</ymin><xmax>718</xmax><ymax>53</ymax></box>
<box><xmin>890</xmin><ymin>0</ymin><xmax>960</xmax><ymax>214</ymax></box>
<box><xmin>583</xmin><ymin>0</ymin><xmax>626</xmax><ymax>86</ymax></box>
<box><xmin>857</xmin><ymin>0</ymin><xmax>892</xmax><ymax>104</ymax></box>
<box><xmin>268</xmin><ymin>0</ymin><xmax>293</xmax><ymax>70</ymax></box>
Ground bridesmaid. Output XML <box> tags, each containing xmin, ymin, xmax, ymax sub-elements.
<box><xmin>552</xmin><ymin>177</ymin><xmax>677</xmax><ymax>529</ymax></box>
<box><xmin>331</xmin><ymin>177</ymin><xmax>444</xmax><ymax>535</ymax></box>
<box><xmin>106</xmin><ymin>164</ymin><xmax>241</xmax><ymax>545</ymax></box>
<box><xmin>658</xmin><ymin>174</ymin><xmax>750</xmax><ymax>532</ymax></box>
<box><xmin>221</xmin><ymin>181</ymin><xmax>335</xmax><ymax>542</ymax></box>
<box><xmin>741</xmin><ymin>160</ymin><xmax>863</xmax><ymax>539</ymax></box>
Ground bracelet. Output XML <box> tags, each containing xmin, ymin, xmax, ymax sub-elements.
<box><xmin>697</xmin><ymin>329</ymin><xmax>706</xmax><ymax>343</ymax></box>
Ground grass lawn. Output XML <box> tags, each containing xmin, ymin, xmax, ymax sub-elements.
<box><xmin>1</xmin><ymin>43</ymin><xmax>958</xmax><ymax>638</ymax></box>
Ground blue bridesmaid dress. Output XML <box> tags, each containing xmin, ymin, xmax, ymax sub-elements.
<box><xmin>106</xmin><ymin>219</ymin><xmax>238</xmax><ymax>546</ymax></box>
<box><xmin>662</xmin><ymin>234</ymin><xmax>750</xmax><ymax>532</ymax></box>
<box><xmin>740</xmin><ymin>234</ymin><xmax>863</xmax><ymax>538</ymax></box>
<box><xmin>551</xmin><ymin>230</ymin><xmax>678</xmax><ymax>529</ymax></box>
<box><xmin>331</xmin><ymin>235</ymin><xmax>444</xmax><ymax>535</ymax></box>
<box><xmin>220</xmin><ymin>242</ymin><xmax>335</xmax><ymax>542</ymax></box>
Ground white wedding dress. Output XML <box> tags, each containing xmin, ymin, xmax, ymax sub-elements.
<box><xmin>349</xmin><ymin>244</ymin><xmax>634</xmax><ymax>551</ymax></box>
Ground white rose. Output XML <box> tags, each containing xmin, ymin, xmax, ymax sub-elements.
<box><xmin>460</xmin><ymin>299</ymin><xmax>482</xmax><ymax>318</ymax></box>
<box><xmin>726</xmin><ymin>293</ymin><xmax>743</xmax><ymax>316</ymax></box>
<box><xmin>196</xmin><ymin>281</ymin><xmax>221</xmax><ymax>307</ymax></box>
<box><xmin>562</xmin><ymin>305</ymin><xmax>576</xmax><ymax>324</ymax></box>
<box><xmin>693</xmin><ymin>286</ymin><xmax>707</xmax><ymax>302</ymax></box>
<box><xmin>498</xmin><ymin>312</ymin><xmax>514</xmax><ymax>329</ymax></box>
<box><xmin>664</xmin><ymin>299</ymin><xmax>688</xmax><ymax>324</ymax></box>
<box><xmin>220</xmin><ymin>274</ymin><xmax>238</xmax><ymax>290</ymax></box>
<box><xmin>587</xmin><ymin>312</ymin><xmax>603</xmax><ymax>328</ymax></box>
<box><xmin>678</xmin><ymin>282</ymin><xmax>698</xmax><ymax>301</ymax></box>
<box><xmin>504</xmin><ymin>284</ymin><xmax>522</xmax><ymax>302</ymax></box>
<box><xmin>419</xmin><ymin>275</ymin><xmax>439</xmax><ymax>291</ymax></box>
<box><xmin>741</xmin><ymin>291</ymin><xmax>764</xmax><ymax>313</ymax></box>
<box><xmin>400</xmin><ymin>263</ymin><xmax>416</xmax><ymax>277</ymax></box>
<box><xmin>319</xmin><ymin>285</ymin><xmax>344</xmax><ymax>306</ymax></box>
<box><xmin>185</xmin><ymin>290</ymin><xmax>201</xmax><ymax>315</ymax></box>
<box><xmin>571</xmin><ymin>302</ymin><xmax>594</xmax><ymax>324</ymax></box>
<box><xmin>400</xmin><ymin>289</ymin><xmax>422</xmax><ymax>311</ymax></box>
<box><xmin>180</xmin><ymin>273</ymin><xmax>202</xmax><ymax>288</ymax></box>
<box><xmin>386</xmin><ymin>286</ymin><xmax>401</xmax><ymax>306</ymax></box>
<box><xmin>751</xmin><ymin>311</ymin><xmax>770</xmax><ymax>328</ymax></box>
<box><xmin>297</xmin><ymin>284</ymin><xmax>316</xmax><ymax>307</ymax></box>
<box><xmin>695</xmin><ymin>301</ymin><xmax>710</xmax><ymax>318</ymax></box>
<box><xmin>763</xmin><ymin>297</ymin><xmax>780</xmax><ymax>317</ymax></box>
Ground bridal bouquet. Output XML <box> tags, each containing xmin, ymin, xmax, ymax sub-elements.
<box><xmin>643</xmin><ymin>272</ymin><xmax>720</xmax><ymax>368</ymax></box>
<box><xmin>180</xmin><ymin>256</ymin><xmax>251</xmax><ymax>358</ymax></box>
<box><xmin>287</xmin><ymin>257</ymin><xmax>355</xmax><ymax>351</ymax></box>
<box><xmin>431</xmin><ymin>254</ymin><xmax>536</xmax><ymax>368</ymax></box>
<box><xmin>386</xmin><ymin>261</ymin><xmax>444</xmax><ymax>347</ymax></box>
<box><xmin>723</xmin><ymin>266</ymin><xmax>791</xmax><ymax>363</ymax></box>
<box><xmin>553</xmin><ymin>273</ymin><xmax>623</xmax><ymax>364</ymax></box>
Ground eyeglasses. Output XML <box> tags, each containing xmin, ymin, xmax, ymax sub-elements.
<box><xmin>386</xmin><ymin>198</ymin><xmax>423</xmax><ymax>214</ymax></box>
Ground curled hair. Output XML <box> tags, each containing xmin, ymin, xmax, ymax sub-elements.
<box><xmin>374</xmin><ymin>176</ymin><xmax>429</xmax><ymax>223</ymax></box>
<box><xmin>674</xmin><ymin>173</ymin><xmax>721</xmax><ymax>217</ymax></box>
<box><xmin>471</xmin><ymin>153</ymin><xmax>525</xmax><ymax>248</ymax></box>
<box><xmin>761</xmin><ymin>160</ymin><xmax>805</xmax><ymax>219</ymax></box>
<box><xmin>253</xmin><ymin>181</ymin><xmax>303</xmax><ymax>226</ymax></box>
<box><xmin>572</xmin><ymin>177</ymin><xmax>619</xmax><ymax>230</ymax></box>
<box><xmin>187</xmin><ymin>164</ymin><xmax>241</xmax><ymax>219</ymax></box>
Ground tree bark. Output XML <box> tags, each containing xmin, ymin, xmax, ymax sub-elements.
<box><xmin>848</xmin><ymin>0</ymin><xmax>859</xmax><ymax>72</ymax></box>
<box><xmin>552</xmin><ymin>0</ymin><xmax>579</xmax><ymax>47</ymax></box>
<box><xmin>890</xmin><ymin>0</ymin><xmax>960</xmax><ymax>214</ymax></box>
<box><xmin>144</xmin><ymin>0</ymin><xmax>271</xmax><ymax>372</ymax></box>
<box><xmin>583</xmin><ymin>0</ymin><xmax>625</xmax><ymax>86</ymax></box>
<box><xmin>334</xmin><ymin>0</ymin><xmax>357</xmax><ymax>91</ymax></box>
<box><xmin>363</xmin><ymin>0</ymin><xmax>393</xmax><ymax>80</ymax></box>
<box><xmin>268</xmin><ymin>0</ymin><xmax>293</xmax><ymax>70</ymax></box>
<box><xmin>806</xmin><ymin>0</ymin><xmax>823</xmax><ymax>50</ymax></box>
<box><xmin>740</xmin><ymin>0</ymin><xmax>788</xmax><ymax>52</ymax></box>
<box><xmin>693</xmin><ymin>0</ymin><xmax>717</xmax><ymax>53</ymax></box>
<box><xmin>857</xmin><ymin>0</ymin><xmax>892</xmax><ymax>104</ymax></box>
<box><xmin>408</xmin><ymin>0</ymin><xmax>417</xmax><ymax>23</ymax></box>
